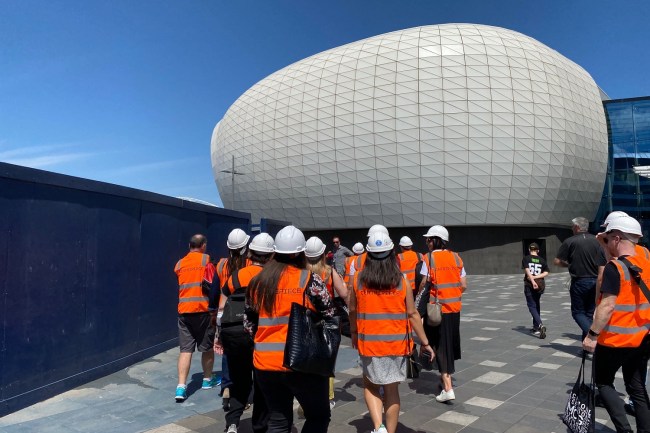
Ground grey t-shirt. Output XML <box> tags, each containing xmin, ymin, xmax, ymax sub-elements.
<box><xmin>332</xmin><ymin>245</ymin><xmax>352</xmax><ymax>275</ymax></box>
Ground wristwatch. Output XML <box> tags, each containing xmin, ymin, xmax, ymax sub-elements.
<box><xmin>588</xmin><ymin>329</ymin><xmax>600</xmax><ymax>338</ymax></box>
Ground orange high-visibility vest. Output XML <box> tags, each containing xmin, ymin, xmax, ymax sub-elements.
<box><xmin>424</xmin><ymin>250</ymin><xmax>464</xmax><ymax>314</ymax></box>
<box><xmin>175</xmin><ymin>252</ymin><xmax>210</xmax><ymax>314</ymax></box>
<box><xmin>227</xmin><ymin>265</ymin><xmax>263</xmax><ymax>293</ymax></box>
<box><xmin>344</xmin><ymin>256</ymin><xmax>357</xmax><ymax>284</ymax></box>
<box><xmin>318</xmin><ymin>269</ymin><xmax>334</xmax><ymax>298</ymax></box>
<box><xmin>217</xmin><ymin>257</ymin><xmax>253</xmax><ymax>288</ymax></box>
<box><xmin>354</xmin><ymin>253</ymin><xmax>368</xmax><ymax>274</ymax></box>
<box><xmin>636</xmin><ymin>244</ymin><xmax>650</xmax><ymax>260</ymax></box>
<box><xmin>353</xmin><ymin>274</ymin><xmax>411</xmax><ymax>357</ymax></box>
<box><xmin>398</xmin><ymin>250</ymin><xmax>423</xmax><ymax>291</ymax></box>
<box><xmin>253</xmin><ymin>267</ymin><xmax>312</xmax><ymax>372</ymax></box>
<box><xmin>598</xmin><ymin>256</ymin><xmax>650</xmax><ymax>348</ymax></box>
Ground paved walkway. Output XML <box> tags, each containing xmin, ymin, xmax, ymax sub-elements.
<box><xmin>1</xmin><ymin>274</ymin><xmax>632</xmax><ymax>432</ymax></box>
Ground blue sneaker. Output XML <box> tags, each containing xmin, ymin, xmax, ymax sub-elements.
<box><xmin>175</xmin><ymin>386</ymin><xmax>187</xmax><ymax>402</ymax></box>
<box><xmin>202</xmin><ymin>375</ymin><xmax>221</xmax><ymax>389</ymax></box>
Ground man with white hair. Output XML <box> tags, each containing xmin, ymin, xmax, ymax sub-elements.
<box><xmin>583</xmin><ymin>215</ymin><xmax>650</xmax><ymax>433</ymax></box>
<box><xmin>554</xmin><ymin>217</ymin><xmax>607</xmax><ymax>340</ymax></box>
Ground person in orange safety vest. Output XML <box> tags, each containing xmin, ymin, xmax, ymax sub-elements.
<box><xmin>349</xmin><ymin>231</ymin><xmax>434</xmax><ymax>433</ymax></box>
<box><xmin>245</xmin><ymin>225</ymin><xmax>336</xmax><ymax>433</ymax></box>
<box><xmin>584</xmin><ymin>215</ymin><xmax>650</xmax><ymax>433</ymax></box>
<box><xmin>343</xmin><ymin>242</ymin><xmax>365</xmax><ymax>284</ymax></box>
<box><xmin>173</xmin><ymin>234</ymin><xmax>216</xmax><ymax>402</ymax></box>
<box><xmin>397</xmin><ymin>236</ymin><xmax>423</xmax><ymax>295</ymax></box>
<box><xmin>416</xmin><ymin>225</ymin><xmax>466</xmax><ymax>404</ymax></box>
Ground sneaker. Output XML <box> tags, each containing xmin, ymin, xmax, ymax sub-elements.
<box><xmin>372</xmin><ymin>424</ymin><xmax>388</xmax><ymax>433</ymax></box>
<box><xmin>436</xmin><ymin>389</ymin><xmax>455</xmax><ymax>402</ymax></box>
<box><xmin>202</xmin><ymin>375</ymin><xmax>221</xmax><ymax>389</ymax></box>
<box><xmin>226</xmin><ymin>424</ymin><xmax>238</xmax><ymax>433</ymax></box>
<box><xmin>175</xmin><ymin>385</ymin><xmax>187</xmax><ymax>402</ymax></box>
<box><xmin>329</xmin><ymin>400</ymin><xmax>336</xmax><ymax>410</ymax></box>
<box><xmin>222</xmin><ymin>387</ymin><xmax>231</xmax><ymax>410</ymax></box>
<box><xmin>532</xmin><ymin>330</ymin><xmax>541</xmax><ymax>337</ymax></box>
<box><xmin>538</xmin><ymin>325</ymin><xmax>546</xmax><ymax>339</ymax></box>
<box><xmin>530</xmin><ymin>327</ymin><xmax>539</xmax><ymax>334</ymax></box>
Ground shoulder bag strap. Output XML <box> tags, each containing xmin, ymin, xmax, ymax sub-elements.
<box><xmin>619</xmin><ymin>258</ymin><xmax>650</xmax><ymax>303</ymax></box>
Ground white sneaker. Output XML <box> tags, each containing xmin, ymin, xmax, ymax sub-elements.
<box><xmin>226</xmin><ymin>424</ymin><xmax>237</xmax><ymax>433</ymax></box>
<box><xmin>329</xmin><ymin>400</ymin><xmax>336</xmax><ymax>410</ymax></box>
<box><xmin>436</xmin><ymin>389</ymin><xmax>455</xmax><ymax>402</ymax></box>
<box><xmin>372</xmin><ymin>424</ymin><xmax>388</xmax><ymax>433</ymax></box>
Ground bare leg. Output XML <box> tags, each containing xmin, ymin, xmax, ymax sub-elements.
<box><xmin>201</xmin><ymin>351</ymin><xmax>214</xmax><ymax>379</ymax></box>
<box><xmin>441</xmin><ymin>373</ymin><xmax>453</xmax><ymax>391</ymax></box>
<box><xmin>178</xmin><ymin>352</ymin><xmax>192</xmax><ymax>385</ymax></box>
<box><xmin>383</xmin><ymin>383</ymin><xmax>400</xmax><ymax>433</ymax></box>
<box><xmin>363</xmin><ymin>376</ymin><xmax>384</xmax><ymax>430</ymax></box>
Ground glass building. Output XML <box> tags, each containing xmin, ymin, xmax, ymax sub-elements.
<box><xmin>596</xmin><ymin>96</ymin><xmax>650</xmax><ymax>238</ymax></box>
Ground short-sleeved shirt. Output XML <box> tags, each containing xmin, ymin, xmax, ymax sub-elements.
<box><xmin>601</xmin><ymin>255</ymin><xmax>628</xmax><ymax>297</ymax></box>
<box><xmin>521</xmin><ymin>254</ymin><xmax>549</xmax><ymax>287</ymax></box>
<box><xmin>556</xmin><ymin>232</ymin><xmax>606</xmax><ymax>278</ymax></box>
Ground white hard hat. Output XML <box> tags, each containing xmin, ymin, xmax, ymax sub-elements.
<box><xmin>249</xmin><ymin>233</ymin><xmax>274</xmax><ymax>253</ymax></box>
<box><xmin>367</xmin><ymin>224</ymin><xmax>389</xmax><ymax>237</ymax></box>
<box><xmin>227</xmin><ymin>228</ymin><xmax>250</xmax><ymax>250</ymax></box>
<box><xmin>366</xmin><ymin>232</ymin><xmax>394</xmax><ymax>257</ymax></box>
<box><xmin>601</xmin><ymin>211</ymin><xmax>629</xmax><ymax>228</ymax></box>
<box><xmin>423</xmin><ymin>225</ymin><xmax>449</xmax><ymax>242</ymax></box>
<box><xmin>606</xmin><ymin>216</ymin><xmax>643</xmax><ymax>237</ymax></box>
<box><xmin>305</xmin><ymin>236</ymin><xmax>326</xmax><ymax>258</ymax></box>
<box><xmin>273</xmin><ymin>225</ymin><xmax>306</xmax><ymax>254</ymax></box>
<box><xmin>352</xmin><ymin>242</ymin><xmax>364</xmax><ymax>254</ymax></box>
<box><xmin>399</xmin><ymin>236</ymin><xmax>413</xmax><ymax>247</ymax></box>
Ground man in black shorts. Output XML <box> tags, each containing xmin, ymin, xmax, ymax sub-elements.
<box><xmin>173</xmin><ymin>234</ymin><xmax>217</xmax><ymax>401</ymax></box>
<box><xmin>555</xmin><ymin>217</ymin><xmax>607</xmax><ymax>339</ymax></box>
<box><xmin>522</xmin><ymin>243</ymin><xmax>549</xmax><ymax>339</ymax></box>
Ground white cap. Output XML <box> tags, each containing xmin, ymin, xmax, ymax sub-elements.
<box><xmin>367</xmin><ymin>224</ymin><xmax>389</xmax><ymax>237</ymax></box>
<box><xmin>305</xmin><ymin>236</ymin><xmax>326</xmax><ymax>258</ymax></box>
<box><xmin>423</xmin><ymin>225</ymin><xmax>449</xmax><ymax>242</ymax></box>
<box><xmin>399</xmin><ymin>236</ymin><xmax>413</xmax><ymax>247</ymax></box>
<box><xmin>352</xmin><ymin>242</ymin><xmax>364</xmax><ymax>254</ymax></box>
<box><xmin>249</xmin><ymin>233</ymin><xmax>274</xmax><ymax>253</ymax></box>
<box><xmin>366</xmin><ymin>232</ymin><xmax>394</xmax><ymax>258</ymax></box>
<box><xmin>273</xmin><ymin>225</ymin><xmax>306</xmax><ymax>254</ymax></box>
<box><xmin>606</xmin><ymin>215</ymin><xmax>643</xmax><ymax>237</ymax></box>
<box><xmin>601</xmin><ymin>211</ymin><xmax>629</xmax><ymax>228</ymax></box>
<box><xmin>227</xmin><ymin>228</ymin><xmax>250</xmax><ymax>250</ymax></box>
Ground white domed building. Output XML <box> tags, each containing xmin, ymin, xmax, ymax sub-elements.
<box><xmin>211</xmin><ymin>24</ymin><xmax>608</xmax><ymax>273</ymax></box>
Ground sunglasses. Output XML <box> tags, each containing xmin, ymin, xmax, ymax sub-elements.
<box><xmin>603</xmin><ymin>232</ymin><xmax>620</xmax><ymax>244</ymax></box>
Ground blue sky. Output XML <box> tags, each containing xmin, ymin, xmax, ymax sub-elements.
<box><xmin>1</xmin><ymin>1</ymin><xmax>649</xmax><ymax>207</ymax></box>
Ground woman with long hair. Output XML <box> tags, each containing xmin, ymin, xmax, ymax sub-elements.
<box><xmin>349</xmin><ymin>231</ymin><xmax>434</xmax><ymax>433</ymax></box>
<box><xmin>219</xmin><ymin>233</ymin><xmax>274</xmax><ymax>433</ymax></box>
<box><xmin>305</xmin><ymin>236</ymin><xmax>348</xmax><ymax>410</ymax></box>
<box><xmin>416</xmin><ymin>225</ymin><xmax>466</xmax><ymax>403</ymax></box>
<box><xmin>245</xmin><ymin>226</ymin><xmax>335</xmax><ymax>433</ymax></box>
<box><xmin>213</xmin><ymin>228</ymin><xmax>252</xmax><ymax>407</ymax></box>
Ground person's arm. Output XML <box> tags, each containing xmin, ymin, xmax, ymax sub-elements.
<box><xmin>583</xmin><ymin>292</ymin><xmax>616</xmax><ymax>352</ymax></box>
<box><xmin>554</xmin><ymin>241</ymin><xmax>569</xmax><ymax>267</ymax></box>
<box><xmin>348</xmin><ymin>287</ymin><xmax>358</xmax><ymax>348</ymax></box>
<box><xmin>331</xmin><ymin>268</ymin><xmax>349</xmax><ymax>302</ymax></box>
<box><xmin>405</xmin><ymin>284</ymin><xmax>434</xmax><ymax>361</ymax></box>
<box><xmin>343</xmin><ymin>246</ymin><xmax>353</xmax><ymax>257</ymax></box>
<box><xmin>595</xmin><ymin>265</ymin><xmax>605</xmax><ymax>301</ymax></box>
<box><xmin>524</xmin><ymin>266</ymin><xmax>539</xmax><ymax>289</ymax></box>
<box><xmin>414</xmin><ymin>281</ymin><xmax>430</xmax><ymax>317</ymax></box>
<box><xmin>460</xmin><ymin>275</ymin><xmax>467</xmax><ymax>294</ymax></box>
<box><xmin>418</xmin><ymin>260</ymin><xmax>429</xmax><ymax>294</ymax></box>
<box><xmin>347</xmin><ymin>260</ymin><xmax>357</xmax><ymax>292</ymax></box>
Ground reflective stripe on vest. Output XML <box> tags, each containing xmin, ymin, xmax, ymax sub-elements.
<box><xmin>355</xmin><ymin>253</ymin><xmax>367</xmax><ymax>273</ymax></box>
<box><xmin>353</xmin><ymin>274</ymin><xmax>411</xmax><ymax>357</ymax></box>
<box><xmin>253</xmin><ymin>268</ymin><xmax>312</xmax><ymax>371</ymax></box>
<box><xmin>398</xmin><ymin>251</ymin><xmax>423</xmax><ymax>291</ymax></box>
<box><xmin>427</xmin><ymin>250</ymin><xmax>464</xmax><ymax>313</ymax></box>
<box><xmin>599</xmin><ymin>257</ymin><xmax>650</xmax><ymax>348</ymax></box>
<box><xmin>175</xmin><ymin>252</ymin><xmax>210</xmax><ymax>314</ymax></box>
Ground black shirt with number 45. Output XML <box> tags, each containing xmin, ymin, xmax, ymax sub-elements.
<box><xmin>522</xmin><ymin>255</ymin><xmax>549</xmax><ymax>287</ymax></box>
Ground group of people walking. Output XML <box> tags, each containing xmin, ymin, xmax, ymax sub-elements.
<box><xmin>174</xmin><ymin>223</ymin><xmax>466</xmax><ymax>433</ymax></box>
<box><xmin>174</xmin><ymin>211</ymin><xmax>650</xmax><ymax>433</ymax></box>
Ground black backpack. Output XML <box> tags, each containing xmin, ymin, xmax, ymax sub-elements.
<box><xmin>221</xmin><ymin>270</ymin><xmax>246</xmax><ymax>326</ymax></box>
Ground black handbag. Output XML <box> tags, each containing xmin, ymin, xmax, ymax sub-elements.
<box><xmin>562</xmin><ymin>351</ymin><xmax>595</xmax><ymax>433</ymax></box>
<box><xmin>283</xmin><ymin>289</ymin><xmax>341</xmax><ymax>377</ymax></box>
<box><xmin>406</xmin><ymin>345</ymin><xmax>421</xmax><ymax>379</ymax></box>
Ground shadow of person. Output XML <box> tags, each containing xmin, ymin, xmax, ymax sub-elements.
<box><xmin>348</xmin><ymin>417</ymin><xmax>429</xmax><ymax>433</ymax></box>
